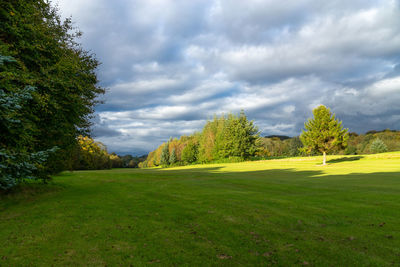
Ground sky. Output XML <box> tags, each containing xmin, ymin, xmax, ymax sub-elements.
<box><xmin>57</xmin><ymin>0</ymin><xmax>400</xmax><ymax>155</ymax></box>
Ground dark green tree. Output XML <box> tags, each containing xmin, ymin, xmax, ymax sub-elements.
<box><xmin>222</xmin><ymin>111</ymin><xmax>259</xmax><ymax>159</ymax></box>
<box><xmin>196</xmin><ymin>111</ymin><xmax>259</xmax><ymax>162</ymax></box>
<box><xmin>0</xmin><ymin>0</ymin><xmax>104</xmax><ymax>174</ymax></box>
<box><xmin>300</xmin><ymin>105</ymin><xmax>348</xmax><ymax>165</ymax></box>
<box><xmin>169</xmin><ymin>148</ymin><xmax>177</xmax><ymax>165</ymax></box>
<box><xmin>160</xmin><ymin>143</ymin><xmax>170</xmax><ymax>166</ymax></box>
<box><xmin>0</xmin><ymin>56</ymin><xmax>57</xmax><ymax>190</ymax></box>
<box><xmin>288</xmin><ymin>137</ymin><xmax>303</xmax><ymax>157</ymax></box>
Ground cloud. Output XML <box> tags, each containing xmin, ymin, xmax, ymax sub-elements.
<box><xmin>56</xmin><ymin>0</ymin><xmax>400</xmax><ymax>154</ymax></box>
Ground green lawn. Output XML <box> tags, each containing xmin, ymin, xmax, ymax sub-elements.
<box><xmin>1</xmin><ymin>153</ymin><xmax>400</xmax><ymax>266</ymax></box>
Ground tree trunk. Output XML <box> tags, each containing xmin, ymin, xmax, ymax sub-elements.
<box><xmin>323</xmin><ymin>151</ymin><xmax>326</xmax><ymax>165</ymax></box>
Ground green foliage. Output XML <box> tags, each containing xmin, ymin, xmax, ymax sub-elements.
<box><xmin>347</xmin><ymin>130</ymin><xmax>400</xmax><ymax>154</ymax></box>
<box><xmin>0</xmin><ymin>57</ymin><xmax>57</xmax><ymax>190</ymax></box>
<box><xmin>181</xmin><ymin>141</ymin><xmax>198</xmax><ymax>164</ymax></box>
<box><xmin>109</xmin><ymin>153</ymin><xmax>123</xmax><ymax>168</ymax></box>
<box><xmin>197</xmin><ymin>111</ymin><xmax>259</xmax><ymax>162</ymax></box>
<box><xmin>198</xmin><ymin>116</ymin><xmax>220</xmax><ymax>162</ymax></box>
<box><xmin>259</xmin><ymin>130</ymin><xmax>400</xmax><ymax>158</ymax></box>
<box><xmin>288</xmin><ymin>137</ymin><xmax>303</xmax><ymax>156</ymax></box>
<box><xmin>345</xmin><ymin>146</ymin><xmax>357</xmax><ymax>155</ymax></box>
<box><xmin>220</xmin><ymin>111</ymin><xmax>260</xmax><ymax>159</ymax></box>
<box><xmin>143</xmin><ymin>107</ymin><xmax>400</xmax><ymax>168</ymax></box>
<box><xmin>0</xmin><ymin>0</ymin><xmax>104</xmax><ymax>174</ymax></box>
<box><xmin>169</xmin><ymin>148</ymin><xmax>177</xmax><ymax>165</ymax></box>
<box><xmin>160</xmin><ymin>143</ymin><xmax>170</xmax><ymax>166</ymax></box>
<box><xmin>300</xmin><ymin>105</ymin><xmax>348</xmax><ymax>164</ymax></box>
<box><xmin>0</xmin><ymin>147</ymin><xmax>58</xmax><ymax>190</ymax></box>
<box><xmin>257</xmin><ymin>136</ymin><xmax>304</xmax><ymax>158</ymax></box>
<box><xmin>370</xmin><ymin>138</ymin><xmax>388</xmax><ymax>154</ymax></box>
<box><xmin>70</xmin><ymin>136</ymin><xmax>111</xmax><ymax>170</ymax></box>
<box><xmin>143</xmin><ymin>111</ymin><xmax>260</xmax><ymax>167</ymax></box>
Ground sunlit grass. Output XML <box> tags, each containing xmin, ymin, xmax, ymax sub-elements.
<box><xmin>166</xmin><ymin>152</ymin><xmax>400</xmax><ymax>175</ymax></box>
<box><xmin>1</xmin><ymin>152</ymin><xmax>399</xmax><ymax>266</ymax></box>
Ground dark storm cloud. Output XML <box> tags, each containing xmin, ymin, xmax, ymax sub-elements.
<box><xmin>92</xmin><ymin>124</ymin><xmax>122</xmax><ymax>138</ymax></box>
<box><xmin>58</xmin><ymin>0</ymin><xmax>400</xmax><ymax>154</ymax></box>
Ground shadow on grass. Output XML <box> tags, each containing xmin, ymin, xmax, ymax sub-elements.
<box><xmin>327</xmin><ymin>156</ymin><xmax>364</xmax><ymax>164</ymax></box>
<box><xmin>3</xmin><ymin>163</ymin><xmax>399</xmax><ymax>205</ymax></box>
<box><xmin>0</xmin><ymin>182</ymin><xmax>64</xmax><ymax>209</ymax></box>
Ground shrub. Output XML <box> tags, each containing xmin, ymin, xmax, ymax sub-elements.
<box><xmin>370</xmin><ymin>138</ymin><xmax>388</xmax><ymax>154</ymax></box>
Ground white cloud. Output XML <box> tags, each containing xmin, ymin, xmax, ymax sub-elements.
<box><xmin>366</xmin><ymin>76</ymin><xmax>400</xmax><ymax>95</ymax></box>
<box><xmin>56</xmin><ymin>0</ymin><xmax>400</xmax><ymax>154</ymax></box>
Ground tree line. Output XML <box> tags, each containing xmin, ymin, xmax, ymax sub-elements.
<box><xmin>260</xmin><ymin>129</ymin><xmax>397</xmax><ymax>158</ymax></box>
<box><xmin>69</xmin><ymin>136</ymin><xmax>146</xmax><ymax>170</ymax></box>
<box><xmin>141</xmin><ymin>106</ymin><xmax>399</xmax><ymax>168</ymax></box>
<box><xmin>140</xmin><ymin>111</ymin><xmax>259</xmax><ymax>168</ymax></box>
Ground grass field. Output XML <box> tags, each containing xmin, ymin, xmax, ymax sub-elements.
<box><xmin>1</xmin><ymin>153</ymin><xmax>400</xmax><ymax>266</ymax></box>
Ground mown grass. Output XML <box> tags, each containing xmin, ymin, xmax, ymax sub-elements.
<box><xmin>1</xmin><ymin>152</ymin><xmax>400</xmax><ymax>266</ymax></box>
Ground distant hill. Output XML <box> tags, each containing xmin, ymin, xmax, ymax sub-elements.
<box><xmin>264</xmin><ymin>135</ymin><xmax>291</xmax><ymax>140</ymax></box>
<box><xmin>365</xmin><ymin>129</ymin><xmax>399</xmax><ymax>135</ymax></box>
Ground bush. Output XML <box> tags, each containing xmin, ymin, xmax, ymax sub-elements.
<box><xmin>345</xmin><ymin>146</ymin><xmax>357</xmax><ymax>155</ymax></box>
<box><xmin>370</xmin><ymin>138</ymin><xmax>388</xmax><ymax>154</ymax></box>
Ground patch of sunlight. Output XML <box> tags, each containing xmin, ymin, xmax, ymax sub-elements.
<box><xmin>159</xmin><ymin>152</ymin><xmax>400</xmax><ymax>177</ymax></box>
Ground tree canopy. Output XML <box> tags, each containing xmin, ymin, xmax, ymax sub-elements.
<box><xmin>300</xmin><ymin>105</ymin><xmax>348</xmax><ymax>165</ymax></box>
<box><xmin>0</xmin><ymin>0</ymin><xmax>104</xmax><ymax>189</ymax></box>
<box><xmin>142</xmin><ymin>111</ymin><xmax>260</xmax><ymax>167</ymax></box>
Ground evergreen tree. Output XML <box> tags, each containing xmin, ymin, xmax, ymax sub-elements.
<box><xmin>169</xmin><ymin>148</ymin><xmax>177</xmax><ymax>165</ymax></box>
<box><xmin>0</xmin><ymin>56</ymin><xmax>58</xmax><ymax>189</ymax></box>
<box><xmin>160</xmin><ymin>143</ymin><xmax>170</xmax><ymax>166</ymax></box>
<box><xmin>222</xmin><ymin>111</ymin><xmax>259</xmax><ymax>159</ymax></box>
<box><xmin>300</xmin><ymin>105</ymin><xmax>348</xmax><ymax>165</ymax></box>
<box><xmin>370</xmin><ymin>138</ymin><xmax>388</xmax><ymax>154</ymax></box>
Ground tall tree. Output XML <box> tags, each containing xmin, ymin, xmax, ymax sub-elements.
<box><xmin>300</xmin><ymin>105</ymin><xmax>348</xmax><ymax>165</ymax></box>
<box><xmin>221</xmin><ymin>111</ymin><xmax>259</xmax><ymax>159</ymax></box>
<box><xmin>181</xmin><ymin>140</ymin><xmax>198</xmax><ymax>164</ymax></box>
<box><xmin>160</xmin><ymin>143</ymin><xmax>170</xmax><ymax>166</ymax></box>
<box><xmin>169</xmin><ymin>148</ymin><xmax>177</xmax><ymax>165</ymax></box>
<box><xmin>0</xmin><ymin>0</ymin><xmax>104</xmax><ymax>174</ymax></box>
<box><xmin>198</xmin><ymin>119</ymin><xmax>217</xmax><ymax>162</ymax></box>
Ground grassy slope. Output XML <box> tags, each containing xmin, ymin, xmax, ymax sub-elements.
<box><xmin>1</xmin><ymin>153</ymin><xmax>400</xmax><ymax>266</ymax></box>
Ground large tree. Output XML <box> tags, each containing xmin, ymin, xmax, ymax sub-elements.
<box><xmin>221</xmin><ymin>111</ymin><xmax>260</xmax><ymax>159</ymax></box>
<box><xmin>0</xmin><ymin>0</ymin><xmax>104</xmax><ymax>174</ymax></box>
<box><xmin>160</xmin><ymin>143</ymin><xmax>170</xmax><ymax>166</ymax></box>
<box><xmin>300</xmin><ymin>105</ymin><xmax>348</xmax><ymax>165</ymax></box>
